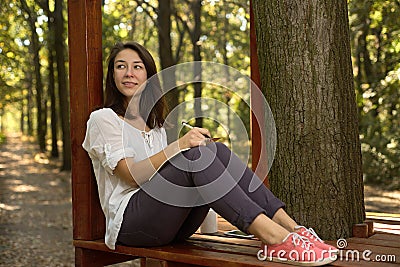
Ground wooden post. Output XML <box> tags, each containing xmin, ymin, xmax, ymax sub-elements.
<box><xmin>352</xmin><ymin>223</ymin><xmax>369</xmax><ymax>238</ymax></box>
<box><xmin>250</xmin><ymin>0</ymin><xmax>269</xmax><ymax>187</ymax></box>
<box><xmin>68</xmin><ymin>0</ymin><xmax>104</xmax><ymax>240</ymax></box>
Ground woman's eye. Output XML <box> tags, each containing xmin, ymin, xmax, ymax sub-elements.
<box><xmin>134</xmin><ymin>65</ymin><xmax>142</xmax><ymax>69</ymax></box>
<box><xmin>116</xmin><ymin>64</ymin><xmax>126</xmax><ymax>69</ymax></box>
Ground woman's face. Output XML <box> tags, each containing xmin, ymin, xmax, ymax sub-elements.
<box><xmin>113</xmin><ymin>48</ymin><xmax>148</xmax><ymax>101</ymax></box>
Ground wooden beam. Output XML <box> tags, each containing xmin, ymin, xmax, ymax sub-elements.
<box><xmin>68</xmin><ymin>0</ymin><xmax>104</xmax><ymax>240</ymax></box>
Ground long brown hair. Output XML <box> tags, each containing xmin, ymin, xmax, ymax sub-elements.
<box><xmin>104</xmin><ymin>41</ymin><xmax>167</xmax><ymax>129</ymax></box>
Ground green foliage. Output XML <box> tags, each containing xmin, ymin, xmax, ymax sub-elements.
<box><xmin>1</xmin><ymin>3</ymin><xmax>29</xmax><ymax>103</ymax></box>
<box><xmin>0</xmin><ymin>0</ymin><xmax>41</xmax><ymax>133</ymax></box>
<box><xmin>101</xmin><ymin>0</ymin><xmax>252</xmax><ymax>141</ymax></box>
<box><xmin>1</xmin><ymin>0</ymin><xmax>398</xmax><ymax>188</ymax></box>
<box><xmin>349</xmin><ymin>0</ymin><xmax>400</xmax><ymax>189</ymax></box>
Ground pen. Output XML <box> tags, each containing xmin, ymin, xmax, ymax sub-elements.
<box><xmin>181</xmin><ymin>121</ymin><xmax>211</xmax><ymax>138</ymax></box>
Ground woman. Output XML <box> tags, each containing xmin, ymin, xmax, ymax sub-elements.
<box><xmin>83</xmin><ymin>41</ymin><xmax>337</xmax><ymax>266</ymax></box>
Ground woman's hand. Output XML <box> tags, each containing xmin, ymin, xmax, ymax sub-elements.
<box><xmin>178</xmin><ymin>127</ymin><xmax>211</xmax><ymax>150</ymax></box>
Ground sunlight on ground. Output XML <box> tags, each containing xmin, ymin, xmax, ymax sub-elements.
<box><xmin>364</xmin><ymin>185</ymin><xmax>400</xmax><ymax>214</ymax></box>
<box><xmin>34</xmin><ymin>153</ymin><xmax>50</xmax><ymax>164</ymax></box>
<box><xmin>0</xmin><ymin>203</ymin><xmax>20</xmax><ymax>211</ymax></box>
<box><xmin>9</xmin><ymin>184</ymin><xmax>39</xmax><ymax>193</ymax></box>
<box><xmin>1</xmin><ymin>151</ymin><xmax>23</xmax><ymax>161</ymax></box>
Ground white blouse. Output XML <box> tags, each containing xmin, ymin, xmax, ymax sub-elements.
<box><xmin>82</xmin><ymin>108</ymin><xmax>168</xmax><ymax>249</ymax></box>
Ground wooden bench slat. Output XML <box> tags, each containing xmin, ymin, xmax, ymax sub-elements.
<box><xmin>331</xmin><ymin>258</ymin><xmax>399</xmax><ymax>267</ymax></box>
<box><xmin>348</xmin><ymin>237</ymin><xmax>400</xmax><ymax>249</ymax></box>
<box><xmin>74</xmin><ymin>239</ymin><xmax>291</xmax><ymax>267</ymax></box>
<box><xmin>368</xmin><ymin>233</ymin><xmax>400</xmax><ymax>242</ymax></box>
<box><xmin>191</xmin><ymin>233</ymin><xmax>261</xmax><ymax>247</ymax></box>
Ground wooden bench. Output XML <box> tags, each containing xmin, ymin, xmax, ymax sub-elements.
<box><xmin>73</xmin><ymin>233</ymin><xmax>278</xmax><ymax>267</ymax></box>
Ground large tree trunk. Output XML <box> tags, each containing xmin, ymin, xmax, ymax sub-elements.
<box><xmin>252</xmin><ymin>0</ymin><xmax>365</xmax><ymax>239</ymax></box>
<box><xmin>55</xmin><ymin>0</ymin><xmax>71</xmax><ymax>170</ymax></box>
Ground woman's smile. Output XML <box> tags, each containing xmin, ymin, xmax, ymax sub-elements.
<box><xmin>122</xmin><ymin>81</ymin><xmax>139</xmax><ymax>87</ymax></box>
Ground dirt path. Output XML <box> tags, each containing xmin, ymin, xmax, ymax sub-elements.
<box><xmin>0</xmin><ymin>134</ymin><xmax>399</xmax><ymax>266</ymax></box>
<box><xmin>0</xmin><ymin>134</ymin><xmax>73</xmax><ymax>267</ymax></box>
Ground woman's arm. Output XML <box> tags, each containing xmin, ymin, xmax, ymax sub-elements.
<box><xmin>114</xmin><ymin>127</ymin><xmax>211</xmax><ymax>187</ymax></box>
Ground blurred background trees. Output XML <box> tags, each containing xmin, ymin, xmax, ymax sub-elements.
<box><xmin>349</xmin><ymin>0</ymin><xmax>400</xmax><ymax>189</ymax></box>
<box><xmin>0</xmin><ymin>0</ymin><xmax>399</xmax><ymax>190</ymax></box>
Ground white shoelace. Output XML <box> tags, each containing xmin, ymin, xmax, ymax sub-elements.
<box><xmin>304</xmin><ymin>227</ymin><xmax>323</xmax><ymax>243</ymax></box>
<box><xmin>290</xmin><ymin>233</ymin><xmax>313</xmax><ymax>250</ymax></box>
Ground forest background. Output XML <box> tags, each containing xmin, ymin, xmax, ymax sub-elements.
<box><xmin>0</xmin><ymin>0</ymin><xmax>399</xmax><ymax>190</ymax></box>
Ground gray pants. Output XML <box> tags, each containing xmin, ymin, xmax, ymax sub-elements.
<box><xmin>117</xmin><ymin>142</ymin><xmax>285</xmax><ymax>247</ymax></box>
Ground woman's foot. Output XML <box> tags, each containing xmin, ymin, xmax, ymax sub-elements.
<box><xmin>257</xmin><ymin>232</ymin><xmax>337</xmax><ymax>266</ymax></box>
<box><xmin>248</xmin><ymin>213</ymin><xmax>291</xmax><ymax>245</ymax></box>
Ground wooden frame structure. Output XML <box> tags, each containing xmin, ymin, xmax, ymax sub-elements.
<box><xmin>68</xmin><ymin>0</ymin><xmax>264</xmax><ymax>241</ymax></box>
<box><xmin>67</xmin><ymin>0</ymin><xmax>266</xmax><ymax>265</ymax></box>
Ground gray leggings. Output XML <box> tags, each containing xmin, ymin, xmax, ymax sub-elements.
<box><xmin>117</xmin><ymin>142</ymin><xmax>285</xmax><ymax>247</ymax></box>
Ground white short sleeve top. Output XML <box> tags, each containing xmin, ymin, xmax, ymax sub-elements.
<box><xmin>82</xmin><ymin>108</ymin><xmax>168</xmax><ymax>249</ymax></box>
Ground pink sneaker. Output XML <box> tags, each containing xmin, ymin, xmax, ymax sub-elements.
<box><xmin>257</xmin><ymin>233</ymin><xmax>337</xmax><ymax>266</ymax></box>
<box><xmin>295</xmin><ymin>226</ymin><xmax>339</xmax><ymax>254</ymax></box>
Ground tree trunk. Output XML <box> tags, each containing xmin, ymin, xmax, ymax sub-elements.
<box><xmin>55</xmin><ymin>0</ymin><xmax>71</xmax><ymax>170</ymax></box>
<box><xmin>27</xmin><ymin>77</ymin><xmax>33</xmax><ymax>136</ymax></box>
<box><xmin>49</xmin><ymin>51</ymin><xmax>59</xmax><ymax>158</ymax></box>
<box><xmin>252</xmin><ymin>0</ymin><xmax>365</xmax><ymax>239</ymax></box>
<box><xmin>21</xmin><ymin>0</ymin><xmax>46</xmax><ymax>151</ymax></box>
<box><xmin>20</xmin><ymin>101</ymin><xmax>25</xmax><ymax>133</ymax></box>
<box><xmin>158</xmin><ymin>0</ymin><xmax>179</xmax><ymax>143</ymax></box>
<box><xmin>221</xmin><ymin>0</ymin><xmax>232</xmax><ymax>145</ymax></box>
<box><xmin>191</xmin><ymin>0</ymin><xmax>202</xmax><ymax>127</ymax></box>
<box><xmin>32</xmin><ymin>21</ymin><xmax>46</xmax><ymax>152</ymax></box>
<box><xmin>0</xmin><ymin>108</ymin><xmax>3</xmax><ymax>133</ymax></box>
<box><xmin>47</xmin><ymin>3</ymin><xmax>59</xmax><ymax>158</ymax></box>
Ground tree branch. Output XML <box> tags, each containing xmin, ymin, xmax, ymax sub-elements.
<box><xmin>173</xmin><ymin>17</ymin><xmax>187</xmax><ymax>63</ymax></box>
<box><xmin>172</xmin><ymin>8</ymin><xmax>193</xmax><ymax>41</ymax></box>
<box><xmin>134</xmin><ymin>0</ymin><xmax>158</xmax><ymax>26</ymax></box>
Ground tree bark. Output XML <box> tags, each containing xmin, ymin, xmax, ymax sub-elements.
<box><xmin>27</xmin><ymin>74</ymin><xmax>33</xmax><ymax>136</ymax></box>
<box><xmin>21</xmin><ymin>0</ymin><xmax>47</xmax><ymax>152</ymax></box>
<box><xmin>252</xmin><ymin>0</ymin><xmax>365</xmax><ymax>239</ymax></box>
<box><xmin>191</xmin><ymin>0</ymin><xmax>203</xmax><ymax>128</ymax></box>
<box><xmin>55</xmin><ymin>0</ymin><xmax>71</xmax><ymax>170</ymax></box>
<box><xmin>47</xmin><ymin>3</ymin><xmax>59</xmax><ymax>158</ymax></box>
<box><xmin>221</xmin><ymin>0</ymin><xmax>232</xmax><ymax>145</ymax></box>
<box><xmin>158</xmin><ymin>0</ymin><xmax>179</xmax><ymax>143</ymax></box>
<box><xmin>0</xmin><ymin>108</ymin><xmax>3</xmax><ymax>133</ymax></box>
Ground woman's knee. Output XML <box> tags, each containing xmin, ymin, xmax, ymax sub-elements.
<box><xmin>214</xmin><ymin>142</ymin><xmax>230</xmax><ymax>154</ymax></box>
<box><xmin>183</xmin><ymin>142</ymin><xmax>228</xmax><ymax>157</ymax></box>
